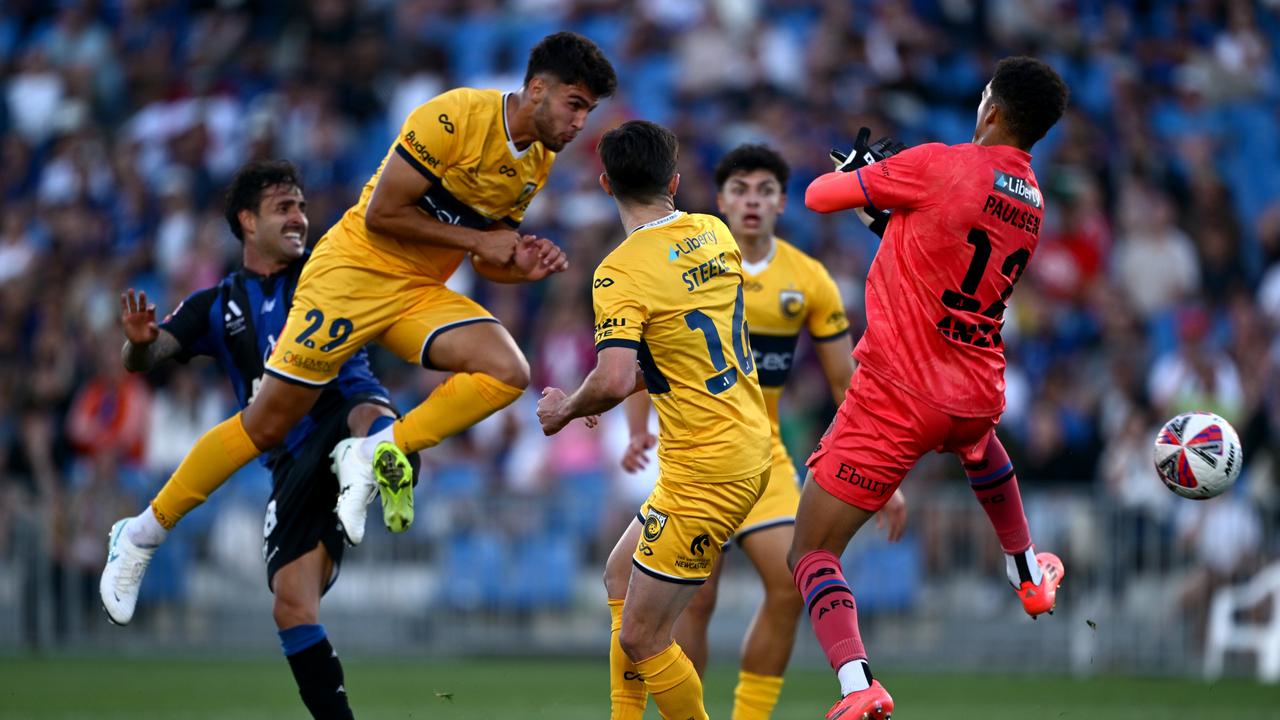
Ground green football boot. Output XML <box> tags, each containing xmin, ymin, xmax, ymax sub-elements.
<box><xmin>373</xmin><ymin>441</ymin><xmax>414</xmax><ymax>533</ymax></box>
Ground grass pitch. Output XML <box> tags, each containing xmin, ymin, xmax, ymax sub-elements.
<box><xmin>2</xmin><ymin>656</ymin><xmax>1277</xmax><ymax>719</ymax></box>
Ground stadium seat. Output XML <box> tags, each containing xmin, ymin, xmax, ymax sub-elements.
<box><xmin>1203</xmin><ymin>561</ymin><xmax>1280</xmax><ymax>683</ymax></box>
<box><xmin>845</xmin><ymin>535</ymin><xmax>921</xmax><ymax>613</ymax></box>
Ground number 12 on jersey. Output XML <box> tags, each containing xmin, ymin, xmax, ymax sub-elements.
<box><xmin>684</xmin><ymin>284</ymin><xmax>755</xmax><ymax>394</ymax></box>
<box><xmin>937</xmin><ymin>228</ymin><xmax>1030</xmax><ymax>349</ymax></box>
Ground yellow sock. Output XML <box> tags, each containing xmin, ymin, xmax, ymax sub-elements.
<box><xmin>732</xmin><ymin>670</ymin><xmax>784</xmax><ymax>720</ymax></box>
<box><xmin>151</xmin><ymin>413</ymin><xmax>261</xmax><ymax>529</ymax></box>
<box><xmin>635</xmin><ymin>641</ymin><xmax>707</xmax><ymax>720</ymax></box>
<box><xmin>609</xmin><ymin>599</ymin><xmax>647</xmax><ymax>720</ymax></box>
<box><xmin>391</xmin><ymin>372</ymin><xmax>522</xmax><ymax>454</ymax></box>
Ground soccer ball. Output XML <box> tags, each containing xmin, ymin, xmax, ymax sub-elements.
<box><xmin>1152</xmin><ymin>411</ymin><xmax>1243</xmax><ymax>500</ymax></box>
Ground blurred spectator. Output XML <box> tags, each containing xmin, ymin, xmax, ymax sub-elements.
<box><xmin>144</xmin><ymin>365</ymin><xmax>226</xmax><ymax>476</ymax></box>
<box><xmin>1147</xmin><ymin>304</ymin><xmax>1244</xmax><ymax>423</ymax></box>
<box><xmin>1112</xmin><ymin>180</ymin><xmax>1201</xmax><ymax>320</ymax></box>
<box><xmin>65</xmin><ymin>336</ymin><xmax>150</xmax><ymax>467</ymax></box>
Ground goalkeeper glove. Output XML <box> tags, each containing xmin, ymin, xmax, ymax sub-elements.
<box><xmin>829</xmin><ymin>127</ymin><xmax>907</xmax><ymax>237</ymax></box>
<box><xmin>830</xmin><ymin>127</ymin><xmax>908</xmax><ymax>172</ymax></box>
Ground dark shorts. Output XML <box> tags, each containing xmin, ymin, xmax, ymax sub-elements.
<box><xmin>262</xmin><ymin>393</ymin><xmax>409</xmax><ymax>594</ymax></box>
<box><xmin>807</xmin><ymin>365</ymin><xmax>997</xmax><ymax>512</ymax></box>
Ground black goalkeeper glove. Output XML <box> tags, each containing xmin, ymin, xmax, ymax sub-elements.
<box><xmin>830</xmin><ymin>127</ymin><xmax>908</xmax><ymax>172</ymax></box>
<box><xmin>829</xmin><ymin>127</ymin><xmax>907</xmax><ymax>237</ymax></box>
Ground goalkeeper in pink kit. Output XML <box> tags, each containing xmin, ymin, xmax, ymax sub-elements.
<box><xmin>789</xmin><ymin>57</ymin><xmax>1070</xmax><ymax>719</ymax></box>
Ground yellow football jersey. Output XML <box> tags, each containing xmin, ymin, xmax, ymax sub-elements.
<box><xmin>742</xmin><ymin>238</ymin><xmax>850</xmax><ymax>467</ymax></box>
<box><xmin>593</xmin><ymin>212</ymin><xmax>772</xmax><ymax>482</ymax></box>
<box><xmin>326</xmin><ymin>87</ymin><xmax>554</xmax><ymax>280</ymax></box>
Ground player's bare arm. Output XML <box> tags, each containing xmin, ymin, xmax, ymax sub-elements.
<box><xmin>120</xmin><ymin>289</ymin><xmax>182</xmax><ymax>373</ymax></box>
<box><xmin>620</xmin><ymin>390</ymin><xmax>656</xmax><ymax>472</ymax></box>
<box><xmin>536</xmin><ymin>346</ymin><xmax>639</xmax><ymax>435</ymax></box>
<box><xmin>365</xmin><ymin>150</ymin><xmax>519</xmax><ymax>267</ymax></box>
<box><xmin>813</xmin><ymin>334</ymin><xmax>855</xmax><ymax>404</ymax></box>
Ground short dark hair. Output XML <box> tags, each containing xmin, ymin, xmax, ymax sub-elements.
<box><xmin>224</xmin><ymin>160</ymin><xmax>303</xmax><ymax>241</ymax></box>
<box><xmin>989</xmin><ymin>56</ymin><xmax>1069</xmax><ymax>149</ymax></box>
<box><xmin>598</xmin><ymin>121</ymin><xmax>679</xmax><ymax>203</ymax></box>
<box><xmin>714</xmin><ymin>144</ymin><xmax>790</xmax><ymax>189</ymax></box>
<box><xmin>525</xmin><ymin>31</ymin><xmax>617</xmax><ymax>99</ymax></box>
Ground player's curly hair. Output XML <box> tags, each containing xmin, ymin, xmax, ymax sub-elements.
<box><xmin>224</xmin><ymin>160</ymin><xmax>304</xmax><ymax>242</ymax></box>
<box><xmin>990</xmin><ymin>56</ymin><xmax>1069</xmax><ymax>149</ymax></box>
<box><xmin>598</xmin><ymin>121</ymin><xmax>678</xmax><ymax>203</ymax></box>
<box><xmin>525</xmin><ymin>31</ymin><xmax>617</xmax><ymax>98</ymax></box>
<box><xmin>714</xmin><ymin>144</ymin><xmax>790</xmax><ymax>190</ymax></box>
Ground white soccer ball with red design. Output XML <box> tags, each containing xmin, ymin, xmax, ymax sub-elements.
<box><xmin>1152</xmin><ymin>411</ymin><xmax>1243</xmax><ymax>500</ymax></box>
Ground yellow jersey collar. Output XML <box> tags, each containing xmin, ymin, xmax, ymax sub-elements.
<box><xmin>502</xmin><ymin>92</ymin><xmax>532</xmax><ymax>160</ymax></box>
<box><xmin>741</xmin><ymin>237</ymin><xmax>778</xmax><ymax>277</ymax></box>
<box><xmin>628</xmin><ymin>211</ymin><xmax>684</xmax><ymax>236</ymax></box>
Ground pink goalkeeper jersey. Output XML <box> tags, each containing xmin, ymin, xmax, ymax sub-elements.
<box><xmin>810</xmin><ymin>142</ymin><xmax>1043</xmax><ymax>416</ymax></box>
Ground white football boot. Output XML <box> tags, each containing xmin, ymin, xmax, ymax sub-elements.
<box><xmin>99</xmin><ymin>519</ymin><xmax>157</xmax><ymax>626</ymax></box>
<box><xmin>331</xmin><ymin>438</ymin><xmax>377</xmax><ymax>545</ymax></box>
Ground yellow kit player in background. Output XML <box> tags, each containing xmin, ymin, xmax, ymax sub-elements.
<box><xmin>537</xmin><ymin>121</ymin><xmax>772</xmax><ymax>720</ymax></box>
<box><xmin>100</xmin><ymin>33</ymin><xmax>617</xmax><ymax>613</ymax></box>
<box><xmin>621</xmin><ymin>144</ymin><xmax>907</xmax><ymax>720</ymax></box>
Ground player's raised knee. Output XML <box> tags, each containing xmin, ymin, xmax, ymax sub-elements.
<box><xmin>272</xmin><ymin>590</ymin><xmax>318</xmax><ymax>629</ymax></box>
<box><xmin>243</xmin><ymin>412</ymin><xmax>293</xmax><ymax>450</ymax></box>
<box><xmin>482</xmin><ymin>350</ymin><xmax>530</xmax><ymax>390</ymax></box>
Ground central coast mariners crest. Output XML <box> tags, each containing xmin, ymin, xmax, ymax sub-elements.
<box><xmin>513</xmin><ymin>181</ymin><xmax>538</xmax><ymax>212</ymax></box>
<box><xmin>780</xmin><ymin>289</ymin><xmax>805</xmax><ymax>318</ymax></box>
<box><xmin>642</xmin><ymin>507</ymin><xmax>668</xmax><ymax>542</ymax></box>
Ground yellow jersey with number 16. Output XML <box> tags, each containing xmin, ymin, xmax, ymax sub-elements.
<box><xmin>592</xmin><ymin>211</ymin><xmax>771</xmax><ymax>483</ymax></box>
<box><xmin>325</xmin><ymin>87</ymin><xmax>555</xmax><ymax>281</ymax></box>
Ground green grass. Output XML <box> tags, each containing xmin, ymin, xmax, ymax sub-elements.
<box><xmin>1</xmin><ymin>656</ymin><xmax>1278</xmax><ymax>719</ymax></box>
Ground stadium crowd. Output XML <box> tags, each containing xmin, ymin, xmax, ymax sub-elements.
<box><xmin>0</xmin><ymin>0</ymin><xmax>1277</xmax><ymax>624</ymax></box>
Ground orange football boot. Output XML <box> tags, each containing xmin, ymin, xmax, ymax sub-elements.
<box><xmin>1016</xmin><ymin>551</ymin><xmax>1064</xmax><ymax>618</ymax></box>
<box><xmin>826</xmin><ymin>680</ymin><xmax>894</xmax><ymax>719</ymax></box>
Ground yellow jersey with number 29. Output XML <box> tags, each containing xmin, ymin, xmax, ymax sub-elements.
<box><xmin>593</xmin><ymin>211</ymin><xmax>771</xmax><ymax>482</ymax></box>
<box><xmin>326</xmin><ymin>87</ymin><xmax>555</xmax><ymax>281</ymax></box>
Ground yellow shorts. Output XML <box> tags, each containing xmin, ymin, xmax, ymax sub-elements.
<box><xmin>633</xmin><ymin>469</ymin><xmax>769</xmax><ymax>585</ymax></box>
<box><xmin>732</xmin><ymin>458</ymin><xmax>799</xmax><ymax>543</ymax></box>
<box><xmin>265</xmin><ymin>238</ymin><xmax>496</xmax><ymax>386</ymax></box>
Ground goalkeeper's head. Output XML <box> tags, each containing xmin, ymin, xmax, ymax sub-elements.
<box><xmin>975</xmin><ymin>57</ymin><xmax>1069</xmax><ymax>151</ymax></box>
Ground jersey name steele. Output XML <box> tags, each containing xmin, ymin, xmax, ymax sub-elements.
<box><xmin>682</xmin><ymin>252</ymin><xmax>731</xmax><ymax>291</ymax></box>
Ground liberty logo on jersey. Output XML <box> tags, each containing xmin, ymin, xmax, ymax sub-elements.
<box><xmin>992</xmin><ymin>170</ymin><xmax>1042</xmax><ymax>209</ymax></box>
<box><xmin>668</xmin><ymin>229</ymin><xmax>718</xmax><ymax>262</ymax></box>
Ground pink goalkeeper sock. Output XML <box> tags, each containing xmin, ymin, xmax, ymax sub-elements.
<box><xmin>794</xmin><ymin>550</ymin><xmax>866</xmax><ymax>670</ymax></box>
<box><xmin>965</xmin><ymin>433</ymin><xmax>1032</xmax><ymax>554</ymax></box>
